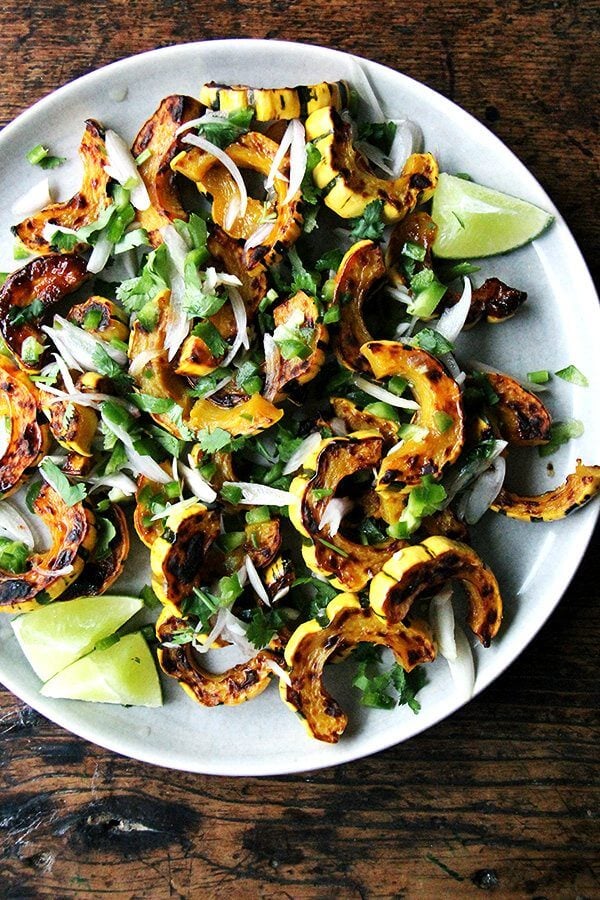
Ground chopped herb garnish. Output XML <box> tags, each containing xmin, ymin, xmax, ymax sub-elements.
<box><xmin>357</xmin><ymin>120</ymin><xmax>397</xmax><ymax>155</ymax></box>
<box><xmin>195</xmin><ymin>107</ymin><xmax>254</xmax><ymax>149</ymax></box>
<box><xmin>353</xmin><ymin>658</ymin><xmax>426</xmax><ymax>711</ymax></box>
<box><xmin>246</xmin><ymin>607</ymin><xmax>286</xmax><ymax>649</ymax></box>
<box><xmin>26</xmin><ymin>144</ymin><xmax>66</xmax><ymax>169</ymax></box>
<box><xmin>192</xmin><ymin>320</ymin><xmax>228</xmax><ymax>358</ymax></box>
<box><xmin>538</xmin><ymin>419</ymin><xmax>584</xmax><ymax>457</ymax></box>
<box><xmin>0</xmin><ymin>537</ymin><xmax>29</xmax><ymax>574</ymax></box>
<box><xmin>433</xmin><ymin>411</ymin><xmax>454</xmax><ymax>434</ymax></box>
<box><xmin>140</xmin><ymin>584</ymin><xmax>161</xmax><ymax>609</ymax></box>
<box><xmin>7</xmin><ymin>299</ymin><xmax>45</xmax><ymax>326</ymax></box>
<box><xmin>411</xmin><ymin>328</ymin><xmax>453</xmax><ymax>356</ymax></box>
<box><xmin>39</xmin><ymin>458</ymin><xmax>87</xmax><ymax>507</ymax></box>
<box><xmin>554</xmin><ymin>365</ymin><xmax>588</xmax><ymax>387</ymax></box>
<box><xmin>349</xmin><ymin>199</ymin><xmax>386</xmax><ymax>241</ymax></box>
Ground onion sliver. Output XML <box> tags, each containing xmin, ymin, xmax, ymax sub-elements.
<box><xmin>0</xmin><ymin>416</ymin><xmax>12</xmax><ymax>464</ymax></box>
<box><xmin>266</xmin><ymin>121</ymin><xmax>294</xmax><ymax>189</ymax></box>
<box><xmin>0</xmin><ymin>502</ymin><xmax>35</xmax><ymax>549</ymax></box>
<box><xmin>282</xmin><ymin>432</ymin><xmax>322</xmax><ymax>475</ymax></box>
<box><xmin>220</xmin><ymin>287</ymin><xmax>248</xmax><ymax>366</ymax></box>
<box><xmin>162</xmin><ymin>224</ymin><xmax>190</xmax><ymax>361</ymax></box>
<box><xmin>352</xmin><ymin>374</ymin><xmax>419</xmax><ymax>410</ymax></box>
<box><xmin>11</xmin><ymin>178</ymin><xmax>53</xmax><ymax>221</ymax></box>
<box><xmin>457</xmin><ymin>456</ymin><xmax>506</xmax><ymax>524</ymax></box>
<box><xmin>436</xmin><ymin>277</ymin><xmax>472</xmax><ymax>342</ymax></box>
<box><xmin>244</xmin><ymin>554</ymin><xmax>271</xmax><ymax>606</ymax></box>
<box><xmin>429</xmin><ymin>586</ymin><xmax>456</xmax><ymax>661</ymax></box>
<box><xmin>284</xmin><ymin>119</ymin><xmax>307</xmax><ymax>204</ymax></box>
<box><xmin>447</xmin><ymin>625</ymin><xmax>475</xmax><ymax>701</ymax></box>
<box><xmin>105</xmin><ymin>129</ymin><xmax>151</xmax><ymax>211</ymax></box>
<box><xmin>222</xmin><ymin>482</ymin><xmax>294</xmax><ymax>507</ymax></box>
<box><xmin>318</xmin><ymin>497</ymin><xmax>353</xmax><ymax>537</ymax></box>
<box><xmin>88</xmin><ymin>472</ymin><xmax>138</xmax><ymax>495</ymax></box>
<box><xmin>86</xmin><ymin>233</ymin><xmax>114</xmax><ymax>274</ymax></box>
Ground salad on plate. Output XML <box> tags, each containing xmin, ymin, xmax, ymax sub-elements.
<box><xmin>0</xmin><ymin>70</ymin><xmax>598</xmax><ymax>745</ymax></box>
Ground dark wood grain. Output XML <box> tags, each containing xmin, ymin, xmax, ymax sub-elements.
<box><xmin>1</xmin><ymin>2</ymin><xmax>598</xmax><ymax>897</ymax></box>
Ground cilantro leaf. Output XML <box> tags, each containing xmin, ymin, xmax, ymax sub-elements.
<box><xmin>116</xmin><ymin>244</ymin><xmax>169</xmax><ymax>313</ymax></box>
<box><xmin>196</xmin><ymin>427</ymin><xmax>238</xmax><ymax>453</ymax></box>
<box><xmin>353</xmin><ymin>658</ymin><xmax>426</xmax><ymax>712</ymax></box>
<box><xmin>300</xmin><ymin>142</ymin><xmax>322</xmax><ymax>205</ymax></box>
<box><xmin>246</xmin><ymin>607</ymin><xmax>286</xmax><ymax>649</ymax></box>
<box><xmin>411</xmin><ymin>328</ymin><xmax>454</xmax><ymax>356</ymax></box>
<box><xmin>7</xmin><ymin>299</ymin><xmax>45</xmax><ymax>326</ymax></box>
<box><xmin>357</xmin><ymin>120</ymin><xmax>397</xmax><ymax>155</ymax></box>
<box><xmin>92</xmin><ymin>344</ymin><xmax>134</xmax><ymax>392</ymax></box>
<box><xmin>39</xmin><ymin>458</ymin><xmax>87</xmax><ymax>507</ymax></box>
<box><xmin>349</xmin><ymin>199</ymin><xmax>386</xmax><ymax>241</ymax></box>
<box><xmin>196</xmin><ymin>108</ymin><xmax>254</xmax><ymax>149</ymax></box>
<box><xmin>93</xmin><ymin>516</ymin><xmax>117</xmax><ymax>560</ymax></box>
<box><xmin>288</xmin><ymin>247</ymin><xmax>318</xmax><ymax>296</ymax></box>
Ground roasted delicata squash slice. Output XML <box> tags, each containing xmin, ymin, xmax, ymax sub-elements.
<box><xmin>150</xmin><ymin>502</ymin><xmax>221</xmax><ymax>610</ymax></box>
<box><xmin>264</xmin><ymin>554</ymin><xmax>295</xmax><ymax>601</ymax></box>
<box><xmin>331</xmin><ymin>397</ymin><xmax>399</xmax><ymax>447</ymax></box>
<box><xmin>128</xmin><ymin>288</ymin><xmax>192</xmax><ymax>438</ymax></box>
<box><xmin>386</xmin><ymin>211</ymin><xmax>438</xmax><ymax>287</ymax></box>
<box><xmin>280</xmin><ymin>592</ymin><xmax>435</xmax><ymax>743</ymax></box>
<box><xmin>370</xmin><ymin>535</ymin><xmax>502</xmax><ymax>647</ymax></box>
<box><xmin>332</xmin><ymin>240</ymin><xmax>386</xmax><ymax>372</ymax></box>
<box><xmin>0</xmin><ymin>482</ymin><xmax>96</xmax><ymax>613</ymax></box>
<box><xmin>482</xmin><ymin>371</ymin><xmax>552</xmax><ymax>446</ymax></box>
<box><xmin>131</xmin><ymin>94</ymin><xmax>204</xmax><ymax>246</ymax></box>
<box><xmin>0</xmin><ymin>356</ymin><xmax>49</xmax><ymax>498</ymax></box>
<box><xmin>14</xmin><ymin>120</ymin><xmax>110</xmax><ymax>255</ymax></box>
<box><xmin>290</xmin><ymin>431</ymin><xmax>404</xmax><ymax>592</ymax></box>
<box><xmin>207</xmin><ymin>226</ymin><xmax>267</xmax><ymax>326</ymax></box>
<box><xmin>156</xmin><ymin>607</ymin><xmax>283</xmax><ymax>707</ymax></box>
<box><xmin>133</xmin><ymin>463</ymin><xmax>173</xmax><ymax>549</ymax></box>
<box><xmin>491</xmin><ymin>460</ymin><xmax>600</xmax><ymax>521</ymax></box>
<box><xmin>199</xmin><ymin>79</ymin><xmax>351</xmax><ymax>121</ymax></box>
<box><xmin>361</xmin><ymin>340</ymin><xmax>465</xmax><ymax>488</ymax></box>
<box><xmin>40</xmin><ymin>371</ymin><xmax>104</xmax><ymax>457</ymax></box>
<box><xmin>189</xmin><ymin>392</ymin><xmax>283</xmax><ymax>438</ymax></box>
<box><xmin>68</xmin><ymin>296</ymin><xmax>129</xmax><ymax>344</ymax></box>
<box><xmin>61</xmin><ymin>503</ymin><xmax>130</xmax><ymax>600</ymax></box>
<box><xmin>438</xmin><ymin>278</ymin><xmax>527</xmax><ymax>328</ymax></box>
<box><xmin>0</xmin><ymin>254</ymin><xmax>89</xmax><ymax>373</ymax></box>
<box><xmin>264</xmin><ymin>291</ymin><xmax>329</xmax><ymax>401</ymax></box>
<box><xmin>172</xmin><ymin>131</ymin><xmax>302</xmax><ymax>263</ymax></box>
<box><xmin>305</xmin><ymin>106</ymin><xmax>438</xmax><ymax>221</ymax></box>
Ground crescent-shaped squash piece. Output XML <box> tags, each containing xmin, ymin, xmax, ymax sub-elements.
<box><xmin>0</xmin><ymin>482</ymin><xmax>96</xmax><ymax>613</ymax></box>
<box><xmin>483</xmin><ymin>371</ymin><xmax>552</xmax><ymax>446</ymax></box>
<box><xmin>369</xmin><ymin>535</ymin><xmax>502</xmax><ymax>647</ymax></box>
<box><xmin>491</xmin><ymin>460</ymin><xmax>600</xmax><ymax>521</ymax></box>
<box><xmin>14</xmin><ymin>120</ymin><xmax>110</xmax><ymax>255</ymax></box>
<box><xmin>199</xmin><ymin>79</ymin><xmax>351</xmax><ymax>121</ymax></box>
<box><xmin>0</xmin><ymin>356</ymin><xmax>49</xmax><ymax>498</ymax></box>
<box><xmin>61</xmin><ymin>503</ymin><xmax>130</xmax><ymax>600</ymax></box>
<box><xmin>264</xmin><ymin>291</ymin><xmax>329</xmax><ymax>401</ymax></box>
<box><xmin>332</xmin><ymin>240</ymin><xmax>386</xmax><ymax>372</ymax></box>
<box><xmin>280</xmin><ymin>593</ymin><xmax>436</xmax><ymax>743</ymax></box>
<box><xmin>361</xmin><ymin>340</ymin><xmax>465</xmax><ymax>488</ymax></box>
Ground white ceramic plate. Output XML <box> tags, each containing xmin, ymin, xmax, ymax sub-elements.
<box><xmin>0</xmin><ymin>40</ymin><xmax>598</xmax><ymax>776</ymax></box>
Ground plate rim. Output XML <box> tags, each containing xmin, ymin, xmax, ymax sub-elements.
<box><xmin>0</xmin><ymin>37</ymin><xmax>598</xmax><ymax>776</ymax></box>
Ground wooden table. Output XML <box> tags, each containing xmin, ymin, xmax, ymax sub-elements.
<box><xmin>1</xmin><ymin>2</ymin><xmax>598</xmax><ymax>897</ymax></box>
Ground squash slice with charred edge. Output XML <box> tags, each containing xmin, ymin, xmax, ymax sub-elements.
<box><xmin>264</xmin><ymin>291</ymin><xmax>329</xmax><ymax>401</ymax></box>
<box><xmin>68</xmin><ymin>297</ymin><xmax>129</xmax><ymax>344</ymax></box>
<box><xmin>333</xmin><ymin>240</ymin><xmax>386</xmax><ymax>372</ymax></box>
<box><xmin>289</xmin><ymin>431</ymin><xmax>405</xmax><ymax>592</ymax></box>
<box><xmin>172</xmin><ymin>132</ymin><xmax>303</xmax><ymax>264</ymax></box>
<box><xmin>386</xmin><ymin>211</ymin><xmax>438</xmax><ymax>287</ymax></box>
<box><xmin>0</xmin><ymin>482</ymin><xmax>96</xmax><ymax>613</ymax></box>
<box><xmin>331</xmin><ymin>396</ymin><xmax>399</xmax><ymax>448</ymax></box>
<box><xmin>131</xmin><ymin>94</ymin><xmax>203</xmax><ymax>247</ymax></box>
<box><xmin>14</xmin><ymin>120</ymin><xmax>110</xmax><ymax>255</ymax></box>
<box><xmin>150</xmin><ymin>502</ymin><xmax>221</xmax><ymax>610</ymax></box>
<box><xmin>61</xmin><ymin>503</ymin><xmax>130</xmax><ymax>600</ymax></box>
<box><xmin>128</xmin><ymin>288</ymin><xmax>192</xmax><ymax>438</ymax></box>
<box><xmin>207</xmin><ymin>226</ymin><xmax>267</xmax><ymax>330</ymax></box>
<box><xmin>133</xmin><ymin>464</ymin><xmax>172</xmax><ymax>549</ymax></box>
<box><xmin>491</xmin><ymin>460</ymin><xmax>600</xmax><ymax>521</ymax></box>
<box><xmin>361</xmin><ymin>340</ymin><xmax>465</xmax><ymax>489</ymax></box>
<box><xmin>305</xmin><ymin>106</ymin><xmax>438</xmax><ymax>222</ymax></box>
<box><xmin>0</xmin><ymin>254</ymin><xmax>89</xmax><ymax>373</ymax></box>
<box><xmin>189</xmin><ymin>392</ymin><xmax>283</xmax><ymax>438</ymax></box>
<box><xmin>280</xmin><ymin>593</ymin><xmax>436</xmax><ymax>743</ymax></box>
<box><xmin>199</xmin><ymin>79</ymin><xmax>351</xmax><ymax>121</ymax></box>
<box><xmin>156</xmin><ymin>607</ymin><xmax>284</xmax><ymax>707</ymax></box>
<box><xmin>369</xmin><ymin>535</ymin><xmax>502</xmax><ymax>647</ymax></box>
<box><xmin>39</xmin><ymin>371</ymin><xmax>105</xmax><ymax>457</ymax></box>
<box><xmin>483</xmin><ymin>371</ymin><xmax>552</xmax><ymax>446</ymax></box>
<box><xmin>0</xmin><ymin>356</ymin><xmax>49</xmax><ymax>498</ymax></box>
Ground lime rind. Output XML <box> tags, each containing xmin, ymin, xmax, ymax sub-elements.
<box><xmin>11</xmin><ymin>594</ymin><xmax>144</xmax><ymax>682</ymax></box>
<box><xmin>40</xmin><ymin>632</ymin><xmax>163</xmax><ymax>707</ymax></box>
<box><xmin>431</xmin><ymin>172</ymin><xmax>554</xmax><ymax>259</ymax></box>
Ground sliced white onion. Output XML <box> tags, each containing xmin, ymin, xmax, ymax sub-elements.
<box><xmin>202</xmin><ymin>375</ymin><xmax>232</xmax><ymax>399</ymax></box>
<box><xmin>386</xmin><ymin>284</ymin><xmax>412</xmax><ymax>305</ymax></box>
<box><xmin>40</xmin><ymin>327</ymin><xmax>81</xmax><ymax>371</ymax></box>
<box><xmin>349</xmin><ymin>58</ymin><xmax>385</xmax><ymax>122</ymax></box>
<box><xmin>467</xmin><ymin>358</ymin><xmax>549</xmax><ymax>393</ymax></box>
<box><xmin>394</xmin><ymin>322</ymin><xmax>412</xmax><ymax>339</ymax></box>
<box><xmin>100</xmin><ymin>407</ymin><xmax>171</xmax><ymax>484</ymax></box>
<box><xmin>265</xmin><ymin>657</ymin><xmax>291</xmax><ymax>687</ymax></box>
<box><xmin>272</xmin><ymin>586</ymin><xmax>291</xmax><ymax>604</ymax></box>
<box><xmin>262</xmin><ymin>333</ymin><xmax>279</xmax><ymax>401</ymax></box>
<box><xmin>223</xmin><ymin>481</ymin><xmax>294</xmax><ymax>507</ymax></box>
<box><xmin>0</xmin><ymin>415</ymin><xmax>12</xmax><ymax>463</ymax></box>
<box><xmin>179</xmin><ymin>454</ymin><xmax>217</xmax><ymax>504</ymax></box>
<box><xmin>204</xmin><ymin>267</ymin><xmax>242</xmax><ymax>292</ymax></box>
<box><xmin>87</xmin><ymin>472</ymin><xmax>138</xmax><ymax>495</ymax></box>
<box><xmin>36</xmin><ymin>564</ymin><xmax>74</xmax><ymax>578</ymax></box>
<box><xmin>174</xmin><ymin>110</ymin><xmax>231</xmax><ymax>136</ymax></box>
<box><xmin>0</xmin><ymin>502</ymin><xmax>35</xmax><ymax>549</ymax></box>
<box><xmin>387</xmin><ymin>119</ymin><xmax>423</xmax><ymax>174</ymax></box>
<box><xmin>193</xmin><ymin>605</ymin><xmax>230</xmax><ymax>654</ymax></box>
<box><xmin>443</xmin><ymin>439</ymin><xmax>507</xmax><ymax>504</ymax></box>
<box><xmin>243</xmin><ymin>220</ymin><xmax>275</xmax><ymax>253</ymax></box>
<box><xmin>128</xmin><ymin>349</ymin><xmax>161</xmax><ymax>378</ymax></box>
<box><xmin>284</xmin><ymin>120</ymin><xmax>307</xmax><ymax>204</ymax></box>
<box><xmin>42</xmin><ymin>223</ymin><xmax>79</xmax><ymax>242</ymax></box>
<box><xmin>39</xmin><ymin>383</ymin><xmax>138</xmax><ymax>414</ymax></box>
<box><xmin>11</xmin><ymin>178</ymin><xmax>53</xmax><ymax>221</ymax></box>
<box><xmin>244</xmin><ymin>554</ymin><xmax>271</xmax><ymax>606</ymax></box>
<box><xmin>446</xmin><ymin>625</ymin><xmax>475</xmax><ymax>701</ymax></box>
<box><xmin>355</xmin><ymin>140</ymin><xmax>395</xmax><ymax>176</ymax></box>
<box><xmin>440</xmin><ymin>351</ymin><xmax>465</xmax><ymax>384</ymax></box>
<box><xmin>86</xmin><ymin>233</ymin><xmax>114</xmax><ymax>274</ymax></box>
<box><xmin>104</xmin><ymin>129</ymin><xmax>151</xmax><ymax>211</ymax></box>
<box><xmin>150</xmin><ymin>496</ymin><xmax>198</xmax><ymax>522</ymax></box>
<box><xmin>52</xmin><ymin>353</ymin><xmax>77</xmax><ymax>395</ymax></box>
<box><xmin>266</xmin><ymin>120</ymin><xmax>294</xmax><ymax>189</ymax></box>
<box><xmin>429</xmin><ymin>586</ymin><xmax>457</xmax><ymax>661</ymax></box>
<box><xmin>183</xmin><ymin>133</ymin><xmax>248</xmax><ymax>221</ymax></box>
<box><xmin>330</xmin><ymin>417</ymin><xmax>348</xmax><ymax>437</ymax></box>
<box><xmin>456</xmin><ymin>455</ymin><xmax>506</xmax><ymax>524</ymax></box>
<box><xmin>220</xmin><ymin>287</ymin><xmax>248</xmax><ymax>366</ymax></box>
<box><xmin>162</xmin><ymin>224</ymin><xmax>190</xmax><ymax>361</ymax></box>
<box><xmin>436</xmin><ymin>277</ymin><xmax>472</xmax><ymax>342</ymax></box>
<box><xmin>44</xmin><ymin>314</ymin><xmax>127</xmax><ymax>369</ymax></box>
<box><xmin>282</xmin><ymin>432</ymin><xmax>322</xmax><ymax>475</ymax></box>
<box><xmin>352</xmin><ymin>374</ymin><xmax>419</xmax><ymax>410</ymax></box>
<box><xmin>100</xmin><ymin>249</ymin><xmax>139</xmax><ymax>283</ymax></box>
<box><xmin>318</xmin><ymin>496</ymin><xmax>353</xmax><ymax>537</ymax></box>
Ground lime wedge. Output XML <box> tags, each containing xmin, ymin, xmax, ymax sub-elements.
<box><xmin>431</xmin><ymin>173</ymin><xmax>554</xmax><ymax>258</ymax></box>
<box><xmin>40</xmin><ymin>632</ymin><xmax>162</xmax><ymax>707</ymax></box>
<box><xmin>11</xmin><ymin>595</ymin><xmax>144</xmax><ymax>682</ymax></box>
